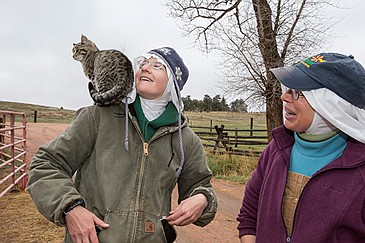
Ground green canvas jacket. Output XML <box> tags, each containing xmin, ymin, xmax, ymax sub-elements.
<box><xmin>27</xmin><ymin>104</ymin><xmax>217</xmax><ymax>243</ymax></box>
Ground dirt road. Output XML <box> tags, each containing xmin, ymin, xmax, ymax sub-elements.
<box><xmin>0</xmin><ymin>123</ymin><xmax>246</xmax><ymax>243</ymax></box>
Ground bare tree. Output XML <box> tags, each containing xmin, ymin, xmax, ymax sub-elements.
<box><xmin>165</xmin><ymin>0</ymin><xmax>339</xmax><ymax>139</ymax></box>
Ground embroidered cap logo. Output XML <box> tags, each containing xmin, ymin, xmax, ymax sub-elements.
<box><xmin>175</xmin><ymin>67</ymin><xmax>182</xmax><ymax>81</ymax></box>
<box><xmin>159</xmin><ymin>47</ymin><xmax>171</xmax><ymax>56</ymax></box>
<box><xmin>301</xmin><ymin>55</ymin><xmax>327</xmax><ymax>68</ymax></box>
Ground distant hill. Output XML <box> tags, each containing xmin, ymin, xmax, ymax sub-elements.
<box><xmin>0</xmin><ymin>100</ymin><xmax>76</xmax><ymax>124</ymax></box>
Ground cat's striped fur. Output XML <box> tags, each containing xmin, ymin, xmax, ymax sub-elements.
<box><xmin>73</xmin><ymin>34</ymin><xmax>133</xmax><ymax>106</ymax></box>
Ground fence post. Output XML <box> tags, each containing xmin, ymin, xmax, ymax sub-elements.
<box><xmin>0</xmin><ymin>117</ymin><xmax>3</xmax><ymax>144</ymax></box>
<box><xmin>250</xmin><ymin>117</ymin><xmax>253</xmax><ymax>136</ymax></box>
<box><xmin>210</xmin><ymin>120</ymin><xmax>212</xmax><ymax>132</ymax></box>
<box><xmin>34</xmin><ymin>110</ymin><xmax>37</xmax><ymax>123</ymax></box>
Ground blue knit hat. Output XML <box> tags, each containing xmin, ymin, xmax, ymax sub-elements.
<box><xmin>148</xmin><ymin>47</ymin><xmax>189</xmax><ymax>92</ymax></box>
<box><xmin>270</xmin><ymin>53</ymin><xmax>365</xmax><ymax>108</ymax></box>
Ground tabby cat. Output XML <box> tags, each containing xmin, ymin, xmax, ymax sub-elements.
<box><xmin>72</xmin><ymin>34</ymin><xmax>133</xmax><ymax>106</ymax></box>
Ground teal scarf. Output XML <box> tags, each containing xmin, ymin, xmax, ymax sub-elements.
<box><xmin>290</xmin><ymin>132</ymin><xmax>348</xmax><ymax>176</ymax></box>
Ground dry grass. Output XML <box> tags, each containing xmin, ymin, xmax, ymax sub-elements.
<box><xmin>0</xmin><ymin>189</ymin><xmax>64</xmax><ymax>242</ymax></box>
<box><xmin>0</xmin><ymin>100</ymin><xmax>76</xmax><ymax>124</ymax></box>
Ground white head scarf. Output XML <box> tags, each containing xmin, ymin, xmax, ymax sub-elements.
<box><xmin>125</xmin><ymin>54</ymin><xmax>182</xmax><ymax>121</ymax></box>
<box><xmin>304</xmin><ymin>111</ymin><xmax>337</xmax><ymax>135</ymax></box>
<box><xmin>303</xmin><ymin>88</ymin><xmax>365</xmax><ymax>143</ymax></box>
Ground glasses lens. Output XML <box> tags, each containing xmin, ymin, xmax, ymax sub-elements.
<box><xmin>151</xmin><ymin>62</ymin><xmax>164</xmax><ymax>70</ymax></box>
<box><xmin>292</xmin><ymin>89</ymin><xmax>299</xmax><ymax>100</ymax></box>
<box><xmin>139</xmin><ymin>59</ymin><xmax>148</xmax><ymax>68</ymax></box>
<box><xmin>293</xmin><ymin>90</ymin><xmax>304</xmax><ymax>100</ymax></box>
<box><xmin>139</xmin><ymin>60</ymin><xmax>164</xmax><ymax>70</ymax></box>
<box><xmin>281</xmin><ymin>85</ymin><xmax>303</xmax><ymax>100</ymax></box>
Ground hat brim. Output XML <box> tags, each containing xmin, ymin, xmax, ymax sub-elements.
<box><xmin>270</xmin><ymin>65</ymin><xmax>323</xmax><ymax>90</ymax></box>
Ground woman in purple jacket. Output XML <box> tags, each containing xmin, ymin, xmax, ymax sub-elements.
<box><xmin>237</xmin><ymin>53</ymin><xmax>365</xmax><ymax>243</ymax></box>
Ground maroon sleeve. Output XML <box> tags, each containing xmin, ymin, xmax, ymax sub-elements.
<box><xmin>236</xmin><ymin>141</ymin><xmax>274</xmax><ymax>238</ymax></box>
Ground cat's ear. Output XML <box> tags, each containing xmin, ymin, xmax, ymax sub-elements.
<box><xmin>81</xmin><ymin>34</ymin><xmax>88</xmax><ymax>45</ymax></box>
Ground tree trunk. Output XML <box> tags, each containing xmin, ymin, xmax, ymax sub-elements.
<box><xmin>252</xmin><ymin>0</ymin><xmax>284</xmax><ymax>140</ymax></box>
<box><xmin>265</xmin><ymin>77</ymin><xmax>283</xmax><ymax>141</ymax></box>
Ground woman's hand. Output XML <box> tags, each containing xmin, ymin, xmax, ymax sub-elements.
<box><xmin>166</xmin><ymin>193</ymin><xmax>208</xmax><ymax>226</ymax></box>
<box><xmin>65</xmin><ymin>206</ymin><xmax>109</xmax><ymax>243</ymax></box>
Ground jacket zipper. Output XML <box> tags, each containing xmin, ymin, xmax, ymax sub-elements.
<box><xmin>128</xmin><ymin>117</ymin><xmax>146</xmax><ymax>242</ymax></box>
<box><xmin>281</xmin><ymin>165</ymin><xmax>291</xmax><ymax>242</ymax></box>
<box><xmin>144</xmin><ymin>143</ymin><xmax>148</xmax><ymax>155</ymax></box>
<box><xmin>130</xmin><ymin>141</ymin><xmax>147</xmax><ymax>242</ymax></box>
<box><xmin>129</xmin><ymin>117</ymin><xmax>173</xmax><ymax>241</ymax></box>
<box><xmin>131</xmin><ymin>138</ymin><xmax>168</xmax><ymax>241</ymax></box>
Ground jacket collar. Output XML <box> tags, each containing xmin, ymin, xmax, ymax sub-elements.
<box><xmin>133</xmin><ymin>95</ymin><xmax>179</xmax><ymax>128</ymax></box>
<box><xmin>271</xmin><ymin>125</ymin><xmax>295</xmax><ymax>150</ymax></box>
<box><xmin>336</xmin><ymin>138</ymin><xmax>365</xmax><ymax>168</ymax></box>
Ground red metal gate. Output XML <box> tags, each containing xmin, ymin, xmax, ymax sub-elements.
<box><xmin>0</xmin><ymin>110</ymin><xmax>27</xmax><ymax>198</ymax></box>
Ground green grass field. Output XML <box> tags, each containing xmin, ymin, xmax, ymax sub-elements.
<box><xmin>186</xmin><ymin>111</ymin><xmax>266</xmax><ymax>128</ymax></box>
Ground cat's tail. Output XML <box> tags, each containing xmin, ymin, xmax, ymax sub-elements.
<box><xmin>88</xmin><ymin>82</ymin><xmax>127</xmax><ymax>106</ymax></box>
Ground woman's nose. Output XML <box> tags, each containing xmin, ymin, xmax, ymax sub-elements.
<box><xmin>281</xmin><ymin>91</ymin><xmax>292</xmax><ymax>102</ymax></box>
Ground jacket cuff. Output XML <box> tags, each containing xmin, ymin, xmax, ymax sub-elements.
<box><xmin>190</xmin><ymin>186</ymin><xmax>218</xmax><ymax>227</ymax></box>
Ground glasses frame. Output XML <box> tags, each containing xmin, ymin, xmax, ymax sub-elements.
<box><xmin>281</xmin><ymin>85</ymin><xmax>304</xmax><ymax>100</ymax></box>
<box><xmin>289</xmin><ymin>89</ymin><xmax>304</xmax><ymax>100</ymax></box>
<box><xmin>138</xmin><ymin>59</ymin><xmax>165</xmax><ymax>70</ymax></box>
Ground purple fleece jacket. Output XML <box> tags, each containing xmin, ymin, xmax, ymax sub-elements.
<box><xmin>237</xmin><ymin>126</ymin><xmax>365</xmax><ymax>242</ymax></box>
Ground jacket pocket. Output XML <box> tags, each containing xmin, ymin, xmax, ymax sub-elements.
<box><xmin>98</xmin><ymin>210</ymin><xmax>169</xmax><ymax>243</ymax></box>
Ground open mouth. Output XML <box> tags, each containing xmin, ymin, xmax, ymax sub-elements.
<box><xmin>140</xmin><ymin>76</ymin><xmax>152</xmax><ymax>82</ymax></box>
<box><xmin>284</xmin><ymin>108</ymin><xmax>296</xmax><ymax>117</ymax></box>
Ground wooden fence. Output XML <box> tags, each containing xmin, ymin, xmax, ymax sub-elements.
<box><xmin>190</xmin><ymin>119</ymin><xmax>268</xmax><ymax>157</ymax></box>
<box><xmin>0</xmin><ymin>110</ymin><xmax>27</xmax><ymax>198</ymax></box>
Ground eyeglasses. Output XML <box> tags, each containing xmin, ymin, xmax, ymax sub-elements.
<box><xmin>287</xmin><ymin>89</ymin><xmax>304</xmax><ymax>100</ymax></box>
<box><xmin>138</xmin><ymin>59</ymin><xmax>165</xmax><ymax>70</ymax></box>
<box><xmin>288</xmin><ymin>89</ymin><xmax>304</xmax><ymax>100</ymax></box>
<box><xmin>281</xmin><ymin>85</ymin><xmax>304</xmax><ymax>100</ymax></box>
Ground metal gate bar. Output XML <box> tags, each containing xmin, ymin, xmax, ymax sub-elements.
<box><xmin>0</xmin><ymin>110</ymin><xmax>27</xmax><ymax>198</ymax></box>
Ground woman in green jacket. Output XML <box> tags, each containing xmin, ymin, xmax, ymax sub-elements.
<box><xmin>27</xmin><ymin>47</ymin><xmax>217</xmax><ymax>243</ymax></box>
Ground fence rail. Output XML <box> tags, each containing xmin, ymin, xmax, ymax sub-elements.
<box><xmin>190</xmin><ymin>120</ymin><xmax>268</xmax><ymax>157</ymax></box>
<box><xmin>0</xmin><ymin>110</ymin><xmax>27</xmax><ymax>198</ymax></box>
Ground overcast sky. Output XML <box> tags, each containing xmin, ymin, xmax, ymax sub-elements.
<box><xmin>1</xmin><ymin>0</ymin><xmax>364</xmax><ymax>110</ymax></box>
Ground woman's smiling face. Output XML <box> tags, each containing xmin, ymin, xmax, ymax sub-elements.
<box><xmin>135</xmin><ymin>57</ymin><xmax>169</xmax><ymax>100</ymax></box>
